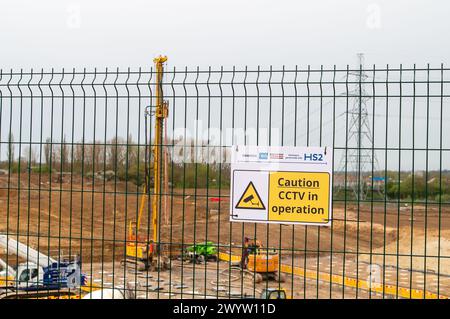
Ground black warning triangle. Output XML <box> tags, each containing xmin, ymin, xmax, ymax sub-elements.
<box><xmin>235</xmin><ymin>181</ymin><xmax>265</xmax><ymax>210</ymax></box>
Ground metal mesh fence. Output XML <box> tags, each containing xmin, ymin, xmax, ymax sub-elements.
<box><xmin>0</xmin><ymin>64</ymin><xmax>449</xmax><ymax>299</ymax></box>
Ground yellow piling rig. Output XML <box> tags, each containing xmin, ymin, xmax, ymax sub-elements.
<box><xmin>123</xmin><ymin>55</ymin><xmax>169</xmax><ymax>271</ymax></box>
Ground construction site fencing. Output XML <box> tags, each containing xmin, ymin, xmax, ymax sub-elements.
<box><xmin>0</xmin><ymin>64</ymin><xmax>449</xmax><ymax>299</ymax></box>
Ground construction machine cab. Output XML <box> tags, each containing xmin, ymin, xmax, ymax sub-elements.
<box><xmin>244</xmin><ymin>237</ymin><xmax>262</xmax><ymax>250</ymax></box>
<box><xmin>241</xmin><ymin>236</ymin><xmax>285</xmax><ymax>284</ymax></box>
<box><xmin>128</xmin><ymin>221</ymin><xmax>138</xmax><ymax>241</ymax></box>
<box><xmin>241</xmin><ymin>237</ymin><xmax>264</xmax><ymax>269</ymax></box>
<box><xmin>16</xmin><ymin>263</ymin><xmax>43</xmax><ymax>288</ymax></box>
<box><xmin>260</xmin><ymin>288</ymin><xmax>287</xmax><ymax>299</ymax></box>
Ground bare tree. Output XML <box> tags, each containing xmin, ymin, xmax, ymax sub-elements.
<box><xmin>60</xmin><ymin>135</ymin><xmax>69</xmax><ymax>171</ymax></box>
<box><xmin>7</xmin><ymin>133</ymin><xmax>15</xmax><ymax>164</ymax></box>
<box><xmin>92</xmin><ymin>141</ymin><xmax>104</xmax><ymax>172</ymax></box>
<box><xmin>73</xmin><ymin>143</ymin><xmax>84</xmax><ymax>171</ymax></box>
<box><xmin>82</xmin><ymin>141</ymin><xmax>104</xmax><ymax>172</ymax></box>
<box><xmin>24</xmin><ymin>145</ymin><xmax>37</xmax><ymax>165</ymax></box>
<box><xmin>107</xmin><ymin>136</ymin><xmax>126</xmax><ymax>171</ymax></box>
<box><xmin>44</xmin><ymin>137</ymin><xmax>52</xmax><ymax>166</ymax></box>
<box><xmin>126</xmin><ymin>134</ymin><xmax>139</xmax><ymax>167</ymax></box>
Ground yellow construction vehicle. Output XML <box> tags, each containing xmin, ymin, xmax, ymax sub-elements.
<box><xmin>260</xmin><ymin>288</ymin><xmax>287</xmax><ymax>299</ymax></box>
<box><xmin>123</xmin><ymin>56</ymin><xmax>170</xmax><ymax>271</ymax></box>
<box><xmin>241</xmin><ymin>237</ymin><xmax>285</xmax><ymax>283</ymax></box>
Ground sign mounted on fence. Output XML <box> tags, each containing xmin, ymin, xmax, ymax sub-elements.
<box><xmin>230</xmin><ymin>145</ymin><xmax>333</xmax><ymax>226</ymax></box>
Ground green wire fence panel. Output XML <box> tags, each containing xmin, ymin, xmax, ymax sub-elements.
<box><xmin>0</xmin><ymin>65</ymin><xmax>449</xmax><ymax>299</ymax></box>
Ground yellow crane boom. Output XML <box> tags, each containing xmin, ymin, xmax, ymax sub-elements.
<box><xmin>150</xmin><ymin>55</ymin><xmax>168</xmax><ymax>244</ymax></box>
<box><xmin>125</xmin><ymin>56</ymin><xmax>168</xmax><ymax>271</ymax></box>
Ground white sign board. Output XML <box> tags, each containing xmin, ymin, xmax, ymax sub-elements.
<box><xmin>230</xmin><ymin>145</ymin><xmax>333</xmax><ymax>226</ymax></box>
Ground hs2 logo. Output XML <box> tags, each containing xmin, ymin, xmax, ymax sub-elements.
<box><xmin>304</xmin><ymin>153</ymin><xmax>324</xmax><ymax>161</ymax></box>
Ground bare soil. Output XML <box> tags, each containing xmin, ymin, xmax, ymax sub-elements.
<box><xmin>1</xmin><ymin>173</ymin><xmax>449</xmax><ymax>297</ymax></box>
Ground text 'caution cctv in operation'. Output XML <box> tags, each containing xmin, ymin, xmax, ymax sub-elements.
<box><xmin>230</xmin><ymin>145</ymin><xmax>333</xmax><ymax>226</ymax></box>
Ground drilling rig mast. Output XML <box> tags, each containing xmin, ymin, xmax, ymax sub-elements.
<box><xmin>124</xmin><ymin>56</ymin><xmax>169</xmax><ymax>271</ymax></box>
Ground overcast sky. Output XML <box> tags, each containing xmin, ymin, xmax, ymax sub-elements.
<box><xmin>1</xmin><ymin>0</ymin><xmax>449</xmax><ymax>69</ymax></box>
<box><xmin>0</xmin><ymin>1</ymin><xmax>449</xmax><ymax>171</ymax></box>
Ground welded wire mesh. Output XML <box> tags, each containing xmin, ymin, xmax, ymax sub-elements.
<box><xmin>0</xmin><ymin>65</ymin><xmax>449</xmax><ymax>299</ymax></box>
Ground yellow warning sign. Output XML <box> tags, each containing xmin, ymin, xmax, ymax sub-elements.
<box><xmin>231</xmin><ymin>146</ymin><xmax>333</xmax><ymax>225</ymax></box>
<box><xmin>235</xmin><ymin>181</ymin><xmax>266</xmax><ymax>210</ymax></box>
<box><xmin>268</xmin><ymin>171</ymin><xmax>330</xmax><ymax>224</ymax></box>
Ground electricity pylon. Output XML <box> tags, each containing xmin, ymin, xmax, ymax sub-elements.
<box><xmin>338</xmin><ymin>53</ymin><xmax>382</xmax><ymax>200</ymax></box>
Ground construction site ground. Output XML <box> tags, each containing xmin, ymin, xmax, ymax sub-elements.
<box><xmin>0</xmin><ymin>173</ymin><xmax>449</xmax><ymax>298</ymax></box>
